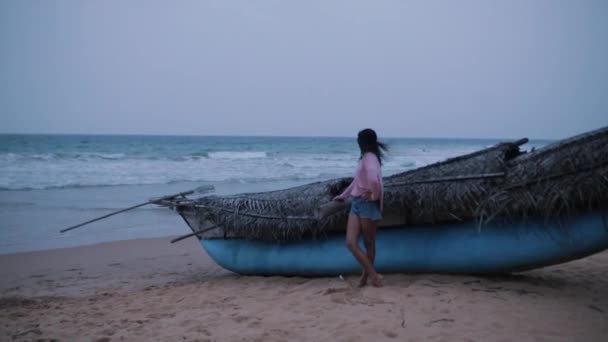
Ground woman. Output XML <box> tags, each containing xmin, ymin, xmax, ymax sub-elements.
<box><xmin>334</xmin><ymin>128</ymin><xmax>387</xmax><ymax>287</ymax></box>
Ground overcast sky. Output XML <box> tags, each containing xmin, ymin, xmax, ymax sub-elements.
<box><xmin>1</xmin><ymin>1</ymin><xmax>607</xmax><ymax>139</ymax></box>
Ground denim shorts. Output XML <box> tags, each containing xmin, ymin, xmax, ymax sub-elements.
<box><xmin>350</xmin><ymin>197</ymin><xmax>383</xmax><ymax>221</ymax></box>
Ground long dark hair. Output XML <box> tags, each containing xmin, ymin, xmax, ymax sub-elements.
<box><xmin>357</xmin><ymin>128</ymin><xmax>388</xmax><ymax>165</ymax></box>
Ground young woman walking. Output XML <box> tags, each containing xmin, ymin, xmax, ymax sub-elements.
<box><xmin>334</xmin><ymin>128</ymin><xmax>387</xmax><ymax>287</ymax></box>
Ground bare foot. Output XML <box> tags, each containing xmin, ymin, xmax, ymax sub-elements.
<box><xmin>358</xmin><ymin>271</ymin><xmax>368</xmax><ymax>287</ymax></box>
<box><xmin>370</xmin><ymin>273</ymin><xmax>384</xmax><ymax>288</ymax></box>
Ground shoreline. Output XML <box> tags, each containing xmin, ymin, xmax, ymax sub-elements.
<box><xmin>0</xmin><ymin>234</ymin><xmax>180</xmax><ymax>258</ymax></box>
<box><xmin>1</xmin><ymin>236</ymin><xmax>607</xmax><ymax>341</ymax></box>
<box><xmin>0</xmin><ymin>236</ymin><xmax>226</xmax><ymax>298</ymax></box>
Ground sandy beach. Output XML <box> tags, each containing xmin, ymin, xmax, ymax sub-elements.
<box><xmin>0</xmin><ymin>237</ymin><xmax>606</xmax><ymax>341</ymax></box>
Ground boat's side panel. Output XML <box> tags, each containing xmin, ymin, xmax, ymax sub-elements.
<box><xmin>200</xmin><ymin>211</ymin><xmax>608</xmax><ymax>275</ymax></box>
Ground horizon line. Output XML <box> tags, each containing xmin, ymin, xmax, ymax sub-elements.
<box><xmin>0</xmin><ymin>131</ymin><xmax>556</xmax><ymax>142</ymax></box>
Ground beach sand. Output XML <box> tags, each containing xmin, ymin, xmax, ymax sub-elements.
<box><xmin>1</xmin><ymin>237</ymin><xmax>607</xmax><ymax>341</ymax></box>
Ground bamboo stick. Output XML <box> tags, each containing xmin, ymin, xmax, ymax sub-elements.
<box><xmin>170</xmin><ymin>225</ymin><xmax>219</xmax><ymax>243</ymax></box>
<box><xmin>314</xmin><ymin>172</ymin><xmax>507</xmax><ymax>221</ymax></box>
<box><xmin>60</xmin><ymin>189</ymin><xmax>196</xmax><ymax>233</ymax></box>
<box><xmin>386</xmin><ymin>172</ymin><xmax>506</xmax><ymax>187</ymax></box>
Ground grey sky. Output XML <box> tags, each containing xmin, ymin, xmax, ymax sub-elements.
<box><xmin>1</xmin><ymin>1</ymin><xmax>607</xmax><ymax>139</ymax></box>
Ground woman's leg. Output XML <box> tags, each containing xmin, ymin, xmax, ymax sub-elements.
<box><xmin>360</xmin><ymin>218</ymin><xmax>377</xmax><ymax>265</ymax></box>
<box><xmin>345</xmin><ymin>214</ymin><xmax>378</xmax><ymax>284</ymax></box>
<box><xmin>360</xmin><ymin>218</ymin><xmax>382</xmax><ymax>287</ymax></box>
<box><xmin>357</xmin><ymin>217</ymin><xmax>375</xmax><ymax>287</ymax></box>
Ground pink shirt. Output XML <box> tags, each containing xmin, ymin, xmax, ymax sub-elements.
<box><xmin>339</xmin><ymin>152</ymin><xmax>384</xmax><ymax>211</ymax></box>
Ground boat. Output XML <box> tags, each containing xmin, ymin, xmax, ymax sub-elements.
<box><xmin>160</xmin><ymin>126</ymin><xmax>608</xmax><ymax>275</ymax></box>
<box><xmin>201</xmin><ymin>210</ymin><xmax>608</xmax><ymax>275</ymax></box>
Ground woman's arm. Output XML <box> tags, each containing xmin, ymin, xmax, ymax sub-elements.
<box><xmin>334</xmin><ymin>180</ymin><xmax>354</xmax><ymax>201</ymax></box>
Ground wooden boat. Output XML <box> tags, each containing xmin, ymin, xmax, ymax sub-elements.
<box><xmin>201</xmin><ymin>210</ymin><xmax>608</xmax><ymax>275</ymax></box>
<box><xmin>160</xmin><ymin>126</ymin><xmax>608</xmax><ymax>275</ymax></box>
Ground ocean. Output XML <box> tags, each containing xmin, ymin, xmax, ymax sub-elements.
<box><xmin>0</xmin><ymin>134</ymin><xmax>550</xmax><ymax>254</ymax></box>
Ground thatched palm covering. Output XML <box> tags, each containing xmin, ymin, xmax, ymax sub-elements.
<box><xmin>381</xmin><ymin>139</ymin><xmax>524</xmax><ymax>225</ymax></box>
<box><xmin>185</xmin><ymin>178</ymin><xmax>352</xmax><ymax>240</ymax></box>
<box><xmin>166</xmin><ymin>127</ymin><xmax>608</xmax><ymax>241</ymax></box>
<box><xmin>185</xmin><ymin>143</ymin><xmax>516</xmax><ymax>240</ymax></box>
<box><xmin>476</xmin><ymin>126</ymin><xmax>608</xmax><ymax>224</ymax></box>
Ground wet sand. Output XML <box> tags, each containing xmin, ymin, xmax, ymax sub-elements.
<box><xmin>1</xmin><ymin>237</ymin><xmax>607</xmax><ymax>341</ymax></box>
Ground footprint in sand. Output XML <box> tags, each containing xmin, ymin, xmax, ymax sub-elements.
<box><xmin>187</xmin><ymin>325</ymin><xmax>212</xmax><ymax>336</ymax></box>
<box><xmin>424</xmin><ymin>318</ymin><xmax>455</xmax><ymax>327</ymax></box>
<box><xmin>232</xmin><ymin>315</ymin><xmax>250</xmax><ymax>323</ymax></box>
<box><xmin>99</xmin><ymin>329</ymin><xmax>115</xmax><ymax>337</ymax></box>
<box><xmin>146</xmin><ymin>312</ymin><xmax>176</xmax><ymax>319</ymax></box>
<box><xmin>322</xmin><ymin>287</ymin><xmax>350</xmax><ymax>295</ymax></box>
<box><xmin>125</xmin><ymin>308</ymin><xmax>143</xmax><ymax>314</ymax></box>
<box><xmin>383</xmin><ymin>331</ymin><xmax>398</xmax><ymax>338</ymax></box>
<box><xmin>247</xmin><ymin>320</ymin><xmax>262</xmax><ymax>328</ymax></box>
<box><xmin>219</xmin><ymin>296</ymin><xmax>236</xmax><ymax>303</ymax></box>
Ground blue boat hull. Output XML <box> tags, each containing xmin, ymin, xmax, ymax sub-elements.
<box><xmin>200</xmin><ymin>211</ymin><xmax>608</xmax><ymax>275</ymax></box>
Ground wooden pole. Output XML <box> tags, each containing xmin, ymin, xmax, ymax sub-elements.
<box><xmin>511</xmin><ymin>138</ymin><xmax>529</xmax><ymax>146</ymax></box>
<box><xmin>386</xmin><ymin>172</ymin><xmax>505</xmax><ymax>188</ymax></box>
<box><xmin>60</xmin><ymin>189</ymin><xmax>196</xmax><ymax>233</ymax></box>
<box><xmin>314</xmin><ymin>172</ymin><xmax>507</xmax><ymax>221</ymax></box>
<box><xmin>170</xmin><ymin>225</ymin><xmax>219</xmax><ymax>243</ymax></box>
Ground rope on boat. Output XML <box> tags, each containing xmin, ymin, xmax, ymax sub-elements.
<box><xmin>193</xmin><ymin>204</ymin><xmax>318</xmax><ymax>220</ymax></box>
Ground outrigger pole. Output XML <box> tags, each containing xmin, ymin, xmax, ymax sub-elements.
<box><xmin>170</xmin><ymin>225</ymin><xmax>219</xmax><ymax>244</ymax></box>
<box><xmin>59</xmin><ymin>186</ymin><xmax>213</xmax><ymax>233</ymax></box>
